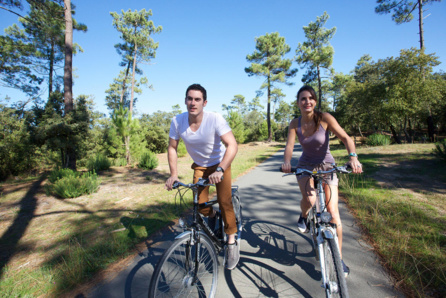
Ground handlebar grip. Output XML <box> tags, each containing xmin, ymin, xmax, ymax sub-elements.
<box><xmin>172</xmin><ymin>181</ymin><xmax>180</xmax><ymax>189</ymax></box>
<box><xmin>279</xmin><ymin>166</ymin><xmax>297</xmax><ymax>173</ymax></box>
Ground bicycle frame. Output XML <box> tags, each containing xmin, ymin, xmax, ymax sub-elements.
<box><xmin>175</xmin><ymin>179</ymin><xmax>227</xmax><ymax>247</ymax></box>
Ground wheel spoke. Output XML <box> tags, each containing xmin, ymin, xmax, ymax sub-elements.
<box><xmin>149</xmin><ymin>235</ymin><xmax>218</xmax><ymax>297</ymax></box>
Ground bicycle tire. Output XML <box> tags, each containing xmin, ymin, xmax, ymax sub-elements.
<box><xmin>309</xmin><ymin>209</ymin><xmax>319</xmax><ymax>261</ymax></box>
<box><xmin>231</xmin><ymin>189</ymin><xmax>242</xmax><ymax>228</ymax></box>
<box><xmin>323</xmin><ymin>238</ymin><xmax>349</xmax><ymax>298</ymax></box>
<box><xmin>149</xmin><ymin>234</ymin><xmax>218</xmax><ymax>298</ymax></box>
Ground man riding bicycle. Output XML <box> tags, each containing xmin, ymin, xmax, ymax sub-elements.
<box><xmin>164</xmin><ymin>83</ymin><xmax>240</xmax><ymax>270</ymax></box>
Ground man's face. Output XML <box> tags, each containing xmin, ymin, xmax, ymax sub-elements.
<box><xmin>185</xmin><ymin>90</ymin><xmax>207</xmax><ymax>116</ymax></box>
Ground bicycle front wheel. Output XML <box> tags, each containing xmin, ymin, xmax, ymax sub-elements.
<box><xmin>149</xmin><ymin>234</ymin><xmax>218</xmax><ymax>297</ymax></box>
<box><xmin>323</xmin><ymin>238</ymin><xmax>349</xmax><ymax>298</ymax></box>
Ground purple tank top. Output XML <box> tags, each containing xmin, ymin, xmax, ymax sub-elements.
<box><xmin>296</xmin><ymin>117</ymin><xmax>335</xmax><ymax>165</ymax></box>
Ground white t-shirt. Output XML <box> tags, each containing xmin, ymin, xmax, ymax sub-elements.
<box><xmin>169</xmin><ymin>111</ymin><xmax>231</xmax><ymax>167</ymax></box>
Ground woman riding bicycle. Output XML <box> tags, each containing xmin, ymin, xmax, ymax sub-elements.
<box><xmin>281</xmin><ymin>85</ymin><xmax>362</xmax><ymax>277</ymax></box>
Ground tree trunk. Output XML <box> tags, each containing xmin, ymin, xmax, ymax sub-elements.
<box><xmin>119</xmin><ymin>61</ymin><xmax>131</xmax><ymax>105</ymax></box>
<box><xmin>317</xmin><ymin>65</ymin><xmax>322</xmax><ymax>111</ymax></box>
<box><xmin>409</xmin><ymin>118</ymin><xmax>414</xmax><ymax>144</ymax></box>
<box><xmin>60</xmin><ymin>148</ymin><xmax>65</xmax><ymax>168</ymax></box>
<box><xmin>403</xmin><ymin>117</ymin><xmax>411</xmax><ymax>143</ymax></box>
<box><xmin>358</xmin><ymin>124</ymin><xmax>364</xmax><ymax>138</ymax></box>
<box><xmin>418</xmin><ymin>0</ymin><xmax>436</xmax><ymax>142</ymax></box>
<box><xmin>427</xmin><ymin>115</ymin><xmax>435</xmax><ymax>142</ymax></box>
<box><xmin>267</xmin><ymin>79</ymin><xmax>272</xmax><ymax>142</ymax></box>
<box><xmin>418</xmin><ymin>0</ymin><xmax>424</xmax><ymax>50</ymax></box>
<box><xmin>63</xmin><ymin>0</ymin><xmax>76</xmax><ymax>170</ymax></box>
<box><xmin>389</xmin><ymin>124</ymin><xmax>401</xmax><ymax>144</ymax></box>
<box><xmin>63</xmin><ymin>1</ymin><xmax>73</xmax><ymax>113</ymax></box>
<box><xmin>130</xmin><ymin>43</ymin><xmax>137</xmax><ymax>114</ymax></box>
<box><xmin>49</xmin><ymin>41</ymin><xmax>54</xmax><ymax>99</ymax></box>
<box><xmin>125</xmin><ymin>135</ymin><xmax>130</xmax><ymax>165</ymax></box>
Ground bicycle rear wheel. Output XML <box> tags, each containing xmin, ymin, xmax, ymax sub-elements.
<box><xmin>149</xmin><ymin>234</ymin><xmax>218</xmax><ymax>297</ymax></box>
<box><xmin>323</xmin><ymin>238</ymin><xmax>349</xmax><ymax>298</ymax></box>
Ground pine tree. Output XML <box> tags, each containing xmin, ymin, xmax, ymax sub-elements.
<box><xmin>245</xmin><ymin>32</ymin><xmax>297</xmax><ymax>142</ymax></box>
<box><xmin>110</xmin><ymin>9</ymin><xmax>162</xmax><ymax>114</ymax></box>
<box><xmin>296</xmin><ymin>11</ymin><xmax>336</xmax><ymax>111</ymax></box>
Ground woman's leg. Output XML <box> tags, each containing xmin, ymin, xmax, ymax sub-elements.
<box><xmin>298</xmin><ymin>176</ymin><xmax>316</xmax><ymax>217</ymax></box>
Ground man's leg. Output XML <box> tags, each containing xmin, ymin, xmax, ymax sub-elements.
<box><xmin>215</xmin><ymin>165</ymin><xmax>237</xmax><ymax>239</ymax></box>
<box><xmin>215</xmin><ymin>165</ymin><xmax>239</xmax><ymax>270</ymax></box>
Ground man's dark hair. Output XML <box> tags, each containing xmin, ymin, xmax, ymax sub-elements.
<box><xmin>186</xmin><ymin>84</ymin><xmax>207</xmax><ymax>101</ymax></box>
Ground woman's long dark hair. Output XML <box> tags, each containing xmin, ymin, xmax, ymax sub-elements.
<box><xmin>297</xmin><ymin>85</ymin><xmax>322</xmax><ymax>133</ymax></box>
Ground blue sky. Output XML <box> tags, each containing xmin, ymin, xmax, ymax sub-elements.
<box><xmin>1</xmin><ymin>0</ymin><xmax>445</xmax><ymax>116</ymax></box>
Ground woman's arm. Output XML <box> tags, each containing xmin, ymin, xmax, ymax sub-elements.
<box><xmin>282</xmin><ymin>118</ymin><xmax>298</xmax><ymax>173</ymax></box>
<box><xmin>324</xmin><ymin>113</ymin><xmax>362</xmax><ymax>174</ymax></box>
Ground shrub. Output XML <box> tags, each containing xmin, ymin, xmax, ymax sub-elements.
<box><xmin>138</xmin><ymin>151</ymin><xmax>158</xmax><ymax>170</ymax></box>
<box><xmin>145</xmin><ymin>126</ymin><xmax>168</xmax><ymax>153</ymax></box>
<box><xmin>113</xmin><ymin>157</ymin><xmax>127</xmax><ymax>167</ymax></box>
<box><xmin>86</xmin><ymin>153</ymin><xmax>111</xmax><ymax>172</ymax></box>
<box><xmin>48</xmin><ymin>168</ymin><xmax>79</xmax><ymax>183</ymax></box>
<box><xmin>433</xmin><ymin>139</ymin><xmax>446</xmax><ymax>162</ymax></box>
<box><xmin>177</xmin><ymin>141</ymin><xmax>187</xmax><ymax>158</ymax></box>
<box><xmin>228</xmin><ymin>111</ymin><xmax>246</xmax><ymax>144</ymax></box>
<box><xmin>366</xmin><ymin>133</ymin><xmax>391</xmax><ymax>146</ymax></box>
<box><xmin>50</xmin><ymin>171</ymin><xmax>101</xmax><ymax>198</ymax></box>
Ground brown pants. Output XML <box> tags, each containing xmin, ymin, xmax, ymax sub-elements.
<box><xmin>191</xmin><ymin>163</ymin><xmax>237</xmax><ymax>235</ymax></box>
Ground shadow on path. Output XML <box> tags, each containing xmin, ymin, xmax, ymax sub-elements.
<box><xmin>0</xmin><ymin>175</ymin><xmax>46</xmax><ymax>278</ymax></box>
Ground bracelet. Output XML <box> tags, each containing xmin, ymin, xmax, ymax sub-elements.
<box><xmin>349</xmin><ymin>152</ymin><xmax>358</xmax><ymax>157</ymax></box>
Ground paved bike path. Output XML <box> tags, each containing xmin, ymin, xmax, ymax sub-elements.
<box><xmin>86</xmin><ymin>144</ymin><xmax>403</xmax><ymax>297</ymax></box>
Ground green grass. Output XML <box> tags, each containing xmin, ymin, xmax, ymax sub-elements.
<box><xmin>332</xmin><ymin>144</ymin><xmax>446</xmax><ymax>297</ymax></box>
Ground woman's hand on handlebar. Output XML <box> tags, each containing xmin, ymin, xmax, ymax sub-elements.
<box><xmin>165</xmin><ymin>175</ymin><xmax>179</xmax><ymax>191</ymax></box>
<box><xmin>347</xmin><ymin>159</ymin><xmax>363</xmax><ymax>174</ymax></box>
<box><xmin>282</xmin><ymin>162</ymin><xmax>292</xmax><ymax>173</ymax></box>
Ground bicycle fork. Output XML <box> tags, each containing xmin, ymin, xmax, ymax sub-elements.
<box><xmin>183</xmin><ymin>229</ymin><xmax>201</xmax><ymax>287</ymax></box>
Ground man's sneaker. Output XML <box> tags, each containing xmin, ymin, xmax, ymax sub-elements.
<box><xmin>207</xmin><ymin>215</ymin><xmax>216</xmax><ymax>232</ymax></box>
<box><xmin>226</xmin><ymin>241</ymin><xmax>240</xmax><ymax>270</ymax></box>
<box><xmin>341</xmin><ymin>260</ymin><xmax>350</xmax><ymax>277</ymax></box>
<box><xmin>297</xmin><ymin>214</ymin><xmax>309</xmax><ymax>233</ymax></box>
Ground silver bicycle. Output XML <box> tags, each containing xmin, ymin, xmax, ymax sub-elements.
<box><xmin>282</xmin><ymin>165</ymin><xmax>350</xmax><ymax>298</ymax></box>
<box><xmin>149</xmin><ymin>178</ymin><xmax>242</xmax><ymax>297</ymax></box>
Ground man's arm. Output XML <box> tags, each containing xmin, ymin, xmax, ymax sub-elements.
<box><xmin>165</xmin><ymin>137</ymin><xmax>180</xmax><ymax>190</ymax></box>
<box><xmin>208</xmin><ymin>131</ymin><xmax>238</xmax><ymax>184</ymax></box>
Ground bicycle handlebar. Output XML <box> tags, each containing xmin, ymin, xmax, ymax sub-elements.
<box><xmin>172</xmin><ymin>178</ymin><xmax>215</xmax><ymax>189</ymax></box>
<box><xmin>280</xmin><ymin>164</ymin><xmax>351</xmax><ymax>177</ymax></box>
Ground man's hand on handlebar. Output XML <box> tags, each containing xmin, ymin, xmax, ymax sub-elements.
<box><xmin>165</xmin><ymin>176</ymin><xmax>179</xmax><ymax>191</ymax></box>
<box><xmin>208</xmin><ymin>171</ymin><xmax>224</xmax><ymax>184</ymax></box>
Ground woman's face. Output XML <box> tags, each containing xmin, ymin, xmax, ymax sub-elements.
<box><xmin>298</xmin><ymin>90</ymin><xmax>316</xmax><ymax>113</ymax></box>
